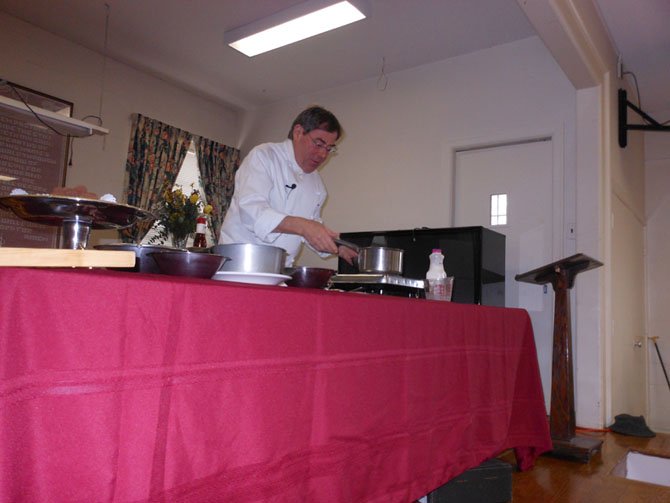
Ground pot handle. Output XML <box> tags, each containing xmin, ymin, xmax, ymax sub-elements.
<box><xmin>333</xmin><ymin>238</ymin><xmax>360</xmax><ymax>253</ymax></box>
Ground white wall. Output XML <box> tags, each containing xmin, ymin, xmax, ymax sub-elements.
<box><xmin>645</xmin><ymin>122</ymin><xmax>670</xmax><ymax>433</ymax></box>
<box><xmin>574</xmin><ymin>86</ymin><xmax>605</xmax><ymax>428</ymax></box>
<box><xmin>0</xmin><ymin>12</ymin><xmax>241</xmax><ymax>243</ymax></box>
<box><xmin>242</xmin><ymin>37</ymin><xmax>577</xmax><ymax>264</ymax></box>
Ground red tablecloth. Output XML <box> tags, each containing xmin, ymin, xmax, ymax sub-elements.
<box><xmin>0</xmin><ymin>267</ymin><xmax>550</xmax><ymax>502</ymax></box>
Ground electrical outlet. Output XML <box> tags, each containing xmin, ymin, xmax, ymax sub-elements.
<box><xmin>566</xmin><ymin>223</ymin><xmax>576</xmax><ymax>240</ymax></box>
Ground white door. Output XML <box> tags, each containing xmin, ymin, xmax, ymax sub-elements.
<box><xmin>611</xmin><ymin>194</ymin><xmax>647</xmax><ymax>417</ymax></box>
<box><xmin>453</xmin><ymin>139</ymin><xmax>555</xmax><ymax>411</ymax></box>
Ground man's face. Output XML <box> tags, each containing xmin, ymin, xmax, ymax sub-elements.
<box><xmin>292</xmin><ymin>125</ymin><xmax>338</xmax><ymax>174</ymax></box>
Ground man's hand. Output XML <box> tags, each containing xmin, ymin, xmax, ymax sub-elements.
<box><xmin>275</xmin><ymin>216</ymin><xmax>338</xmax><ymax>254</ymax></box>
<box><xmin>337</xmin><ymin>245</ymin><xmax>358</xmax><ymax>265</ymax></box>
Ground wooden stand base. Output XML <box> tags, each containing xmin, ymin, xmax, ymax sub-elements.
<box><xmin>546</xmin><ymin>435</ymin><xmax>603</xmax><ymax>463</ymax></box>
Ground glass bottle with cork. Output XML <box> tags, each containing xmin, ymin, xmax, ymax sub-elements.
<box><xmin>192</xmin><ymin>208</ymin><xmax>210</xmax><ymax>248</ymax></box>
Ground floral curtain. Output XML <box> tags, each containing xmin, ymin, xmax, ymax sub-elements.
<box><xmin>121</xmin><ymin>114</ymin><xmax>192</xmax><ymax>243</ymax></box>
<box><xmin>194</xmin><ymin>136</ymin><xmax>240</xmax><ymax>241</ymax></box>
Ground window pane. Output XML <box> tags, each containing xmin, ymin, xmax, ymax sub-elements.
<box><xmin>174</xmin><ymin>150</ymin><xmax>205</xmax><ymax>202</ymax></box>
<box><xmin>499</xmin><ymin>194</ymin><xmax>507</xmax><ymax>215</ymax></box>
<box><xmin>490</xmin><ymin>193</ymin><xmax>508</xmax><ymax>226</ymax></box>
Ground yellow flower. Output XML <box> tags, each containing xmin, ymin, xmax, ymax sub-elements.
<box><xmin>203</xmin><ymin>204</ymin><xmax>213</xmax><ymax>214</ymax></box>
<box><xmin>149</xmin><ymin>185</ymin><xmax>209</xmax><ymax>246</ymax></box>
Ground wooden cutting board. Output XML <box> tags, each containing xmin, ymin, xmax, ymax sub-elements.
<box><xmin>0</xmin><ymin>248</ymin><xmax>136</xmax><ymax>268</ymax></box>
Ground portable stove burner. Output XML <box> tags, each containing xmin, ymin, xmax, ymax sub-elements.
<box><xmin>328</xmin><ymin>274</ymin><xmax>426</xmax><ymax>298</ymax></box>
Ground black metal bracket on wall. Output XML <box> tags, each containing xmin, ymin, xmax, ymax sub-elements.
<box><xmin>618</xmin><ymin>88</ymin><xmax>670</xmax><ymax>148</ymax></box>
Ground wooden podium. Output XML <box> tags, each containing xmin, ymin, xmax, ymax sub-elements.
<box><xmin>516</xmin><ymin>253</ymin><xmax>603</xmax><ymax>462</ymax></box>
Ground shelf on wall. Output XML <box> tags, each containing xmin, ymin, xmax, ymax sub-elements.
<box><xmin>0</xmin><ymin>95</ymin><xmax>109</xmax><ymax>136</ymax></box>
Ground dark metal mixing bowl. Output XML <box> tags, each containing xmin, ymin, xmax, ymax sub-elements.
<box><xmin>94</xmin><ymin>243</ymin><xmax>174</xmax><ymax>274</ymax></box>
<box><xmin>285</xmin><ymin>267</ymin><xmax>336</xmax><ymax>289</ymax></box>
<box><xmin>150</xmin><ymin>250</ymin><xmax>229</xmax><ymax>279</ymax></box>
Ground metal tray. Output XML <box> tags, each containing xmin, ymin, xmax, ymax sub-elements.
<box><xmin>0</xmin><ymin>194</ymin><xmax>155</xmax><ymax>229</ymax></box>
<box><xmin>0</xmin><ymin>194</ymin><xmax>155</xmax><ymax>249</ymax></box>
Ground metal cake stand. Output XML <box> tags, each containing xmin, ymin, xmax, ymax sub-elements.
<box><xmin>0</xmin><ymin>194</ymin><xmax>156</xmax><ymax>249</ymax></box>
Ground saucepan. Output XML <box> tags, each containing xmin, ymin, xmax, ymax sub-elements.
<box><xmin>334</xmin><ymin>238</ymin><xmax>404</xmax><ymax>275</ymax></box>
<box><xmin>210</xmin><ymin>243</ymin><xmax>286</xmax><ymax>274</ymax></box>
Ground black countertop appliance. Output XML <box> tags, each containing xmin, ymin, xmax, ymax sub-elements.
<box><xmin>337</xmin><ymin>226</ymin><xmax>505</xmax><ymax>306</ymax></box>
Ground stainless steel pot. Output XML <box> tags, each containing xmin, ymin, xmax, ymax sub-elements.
<box><xmin>210</xmin><ymin>243</ymin><xmax>286</xmax><ymax>274</ymax></box>
<box><xmin>334</xmin><ymin>238</ymin><xmax>404</xmax><ymax>275</ymax></box>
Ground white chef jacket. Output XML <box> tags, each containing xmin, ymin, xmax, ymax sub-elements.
<box><xmin>218</xmin><ymin>139</ymin><xmax>327</xmax><ymax>266</ymax></box>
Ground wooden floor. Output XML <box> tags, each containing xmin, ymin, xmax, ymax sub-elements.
<box><xmin>499</xmin><ymin>430</ymin><xmax>670</xmax><ymax>502</ymax></box>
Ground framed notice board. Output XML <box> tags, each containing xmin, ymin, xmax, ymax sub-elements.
<box><xmin>0</xmin><ymin>81</ymin><xmax>72</xmax><ymax>248</ymax></box>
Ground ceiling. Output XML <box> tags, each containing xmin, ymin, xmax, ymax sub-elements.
<box><xmin>0</xmin><ymin>0</ymin><xmax>668</xmax><ymax>115</ymax></box>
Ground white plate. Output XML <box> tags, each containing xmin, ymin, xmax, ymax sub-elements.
<box><xmin>211</xmin><ymin>271</ymin><xmax>291</xmax><ymax>285</ymax></box>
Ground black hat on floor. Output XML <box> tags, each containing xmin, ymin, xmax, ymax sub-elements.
<box><xmin>609</xmin><ymin>414</ymin><xmax>656</xmax><ymax>437</ymax></box>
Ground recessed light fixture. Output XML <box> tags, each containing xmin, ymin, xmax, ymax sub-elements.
<box><xmin>225</xmin><ymin>0</ymin><xmax>368</xmax><ymax>57</ymax></box>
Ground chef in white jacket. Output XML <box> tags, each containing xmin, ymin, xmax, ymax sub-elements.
<box><xmin>218</xmin><ymin>106</ymin><xmax>358</xmax><ymax>267</ymax></box>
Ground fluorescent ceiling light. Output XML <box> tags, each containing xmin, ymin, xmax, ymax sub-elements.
<box><xmin>225</xmin><ymin>0</ymin><xmax>367</xmax><ymax>57</ymax></box>
<box><xmin>0</xmin><ymin>95</ymin><xmax>109</xmax><ymax>137</ymax></box>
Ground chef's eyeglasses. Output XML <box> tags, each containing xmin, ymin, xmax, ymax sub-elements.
<box><xmin>307</xmin><ymin>133</ymin><xmax>338</xmax><ymax>155</ymax></box>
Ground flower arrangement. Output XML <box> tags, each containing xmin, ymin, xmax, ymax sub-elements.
<box><xmin>149</xmin><ymin>185</ymin><xmax>213</xmax><ymax>248</ymax></box>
